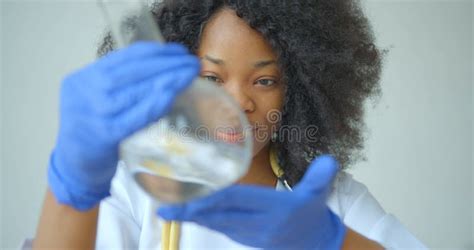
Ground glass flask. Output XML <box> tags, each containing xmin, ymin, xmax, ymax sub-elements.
<box><xmin>97</xmin><ymin>0</ymin><xmax>252</xmax><ymax>204</ymax></box>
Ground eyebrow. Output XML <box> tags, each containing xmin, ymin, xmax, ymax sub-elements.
<box><xmin>202</xmin><ymin>55</ymin><xmax>277</xmax><ymax>69</ymax></box>
<box><xmin>254</xmin><ymin>60</ymin><xmax>276</xmax><ymax>68</ymax></box>
<box><xmin>203</xmin><ymin>55</ymin><xmax>225</xmax><ymax>65</ymax></box>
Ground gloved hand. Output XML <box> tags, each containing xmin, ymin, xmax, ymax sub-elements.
<box><xmin>157</xmin><ymin>155</ymin><xmax>347</xmax><ymax>250</ymax></box>
<box><xmin>48</xmin><ymin>42</ymin><xmax>200</xmax><ymax>211</ymax></box>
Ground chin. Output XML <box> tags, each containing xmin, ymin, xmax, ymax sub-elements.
<box><xmin>248</xmin><ymin>125</ymin><xmax>272</xmax><ymax>157</ymax></box>
<box><xmin>251</xmin><ymin>139</ymin><xmax>270</xmax><ymax>158</ymax></box>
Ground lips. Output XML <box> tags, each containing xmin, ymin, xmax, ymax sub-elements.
<box><xmin>215</xmin><ymin>130</ymin><xmax>245</xmax><ymax>143</ymax></box>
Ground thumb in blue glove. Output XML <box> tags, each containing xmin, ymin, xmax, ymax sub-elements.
<box><xmin>48</xmin><ymin>42</ymin><xmax>200</xmax><ymax>211</ymax></box>
<box><xmin>157</xmin><ymin>155</ymin><xmax>347</xmax><ymax>250</ymax></box>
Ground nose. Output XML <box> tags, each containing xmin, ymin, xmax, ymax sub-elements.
<box><xmin>223</xmin><ymin>81</ymin><xmax>255</xmax><ymax>114</ymax></box>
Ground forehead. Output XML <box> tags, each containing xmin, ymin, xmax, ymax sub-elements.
<box><xmin>197</xmin><ymin>8</ymin><xmax>277</xmax><ymax>60</ymax></box>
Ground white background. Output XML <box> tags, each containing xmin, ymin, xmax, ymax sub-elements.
<box><xmin>1</xmin><ymin>0</ymin><xmax>472</xmax><ymax>249</ymax></box>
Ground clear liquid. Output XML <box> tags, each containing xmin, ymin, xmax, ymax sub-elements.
<box><xmin>121</xmin><ymin>124</ymin><xmax>248</xmax><ymax>204</ymax></box>
<box><xmin>133</xmin><ymin>172</ymin><xmax>217</xmax><ymax>203</ymax></box>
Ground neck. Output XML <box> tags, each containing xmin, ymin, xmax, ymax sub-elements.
<box><xmin>237</xmin><ymin>144</ymin><xmax>277</xmax><ymax>187</ymax></box>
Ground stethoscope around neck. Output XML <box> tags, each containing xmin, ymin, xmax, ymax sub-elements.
<box><xmin>269</xmin><ymin>145</ymin><xmax>293</xmax><ymax>192</ymax></box>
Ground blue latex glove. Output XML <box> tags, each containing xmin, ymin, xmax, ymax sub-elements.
<box><xmin>48</xmin><ymin>42</ymin><xmax>200</xmax><ymax>211</ymax></box>
<box><xmin>157</xmin><ymin>155</ymin><xmax>347</xmax><ymax>250</ymax></box>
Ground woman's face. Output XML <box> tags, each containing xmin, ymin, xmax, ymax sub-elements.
<box><xmin>197</xmin><ymin>8</ymin><xmax>286</xmax><ymax>157</ymax></box>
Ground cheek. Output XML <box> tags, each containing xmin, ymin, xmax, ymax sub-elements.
<box><xmin>250</xmin><ymin>117</ymin><xmax>279</xmax><ymax>157</ymax></box>
<box><xmin>250</xmin><ymin>89</ymin><xmax>285</xmax><ymax>156</ymax></box>
<box><xmin>256</xmin><ymin>88</ymin><xmax>285</xmax><ymax>125</ymax></box>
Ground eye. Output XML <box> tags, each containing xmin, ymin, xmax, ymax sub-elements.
<box><xmin>201</xmin><ymin>75</ymin><xmax>223</xmax><ymax>84</ymax></box>
<box><xmin>256</xmin><ymin>79</ymin><xmax>277</xmax><ymax>87</ymax></box>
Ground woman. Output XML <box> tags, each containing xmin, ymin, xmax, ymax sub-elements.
<box><xmin>32</xmin><ymin>0</ymin><xmax>426</xmax><ymax>249</ymax></box>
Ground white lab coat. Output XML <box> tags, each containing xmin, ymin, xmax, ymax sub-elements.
<box><xmin>93</xmin><ymin>162</ymin><xmax>427</xmax><ymax>249</ymax></box>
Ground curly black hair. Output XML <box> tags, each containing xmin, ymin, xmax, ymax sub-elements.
<box><xmin>98</xmin><ymin>0</ymin><xmax>383</xmax><ymax>187</ymax></box>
